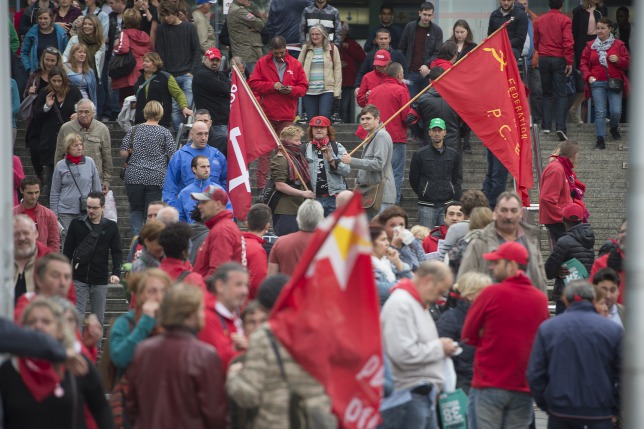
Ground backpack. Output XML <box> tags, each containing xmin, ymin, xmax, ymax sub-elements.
<box><xmin>448</xmin><ymin>230</ymin><xmax>482</xmax><ymax>274</ymax></box>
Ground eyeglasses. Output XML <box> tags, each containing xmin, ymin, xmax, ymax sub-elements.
<box><xmin>87</xmin><ymin>205</ymin><xmax>103</xmax><ymax>210</ymax></box>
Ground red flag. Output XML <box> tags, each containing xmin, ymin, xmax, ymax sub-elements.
<box><xmin>269</xmin><ymin>194</ymin><xmax>383</xmax><ymax>429</ymax></box>
<box><xmin>227</xmin><ymin>66</ymin><xmax>280</xmax><ymax>220</ymax></box>
<box><xmin>433</xmin><ymin>27</ymin><xmax>533</xmax><ymax>205</ymax></box>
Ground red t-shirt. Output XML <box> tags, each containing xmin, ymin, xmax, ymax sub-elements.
<box><xmin>23</xmin><ymin>206</ymin><xmax>37</xmax><ymax>225</ymax></box>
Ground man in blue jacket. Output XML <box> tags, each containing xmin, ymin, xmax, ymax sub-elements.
<box><xmin>527</xmin><ymin>280</ymin><xmax>622</xmax><ymax>428</ymax></box>
<box><xmin>175</xmin><ymin>155</ymin><xmax>231</xmax><ymax>223</ymax></box>
<box><xmin>163</xmin><ymin>121</ymin><xmax>227</xmax><ymax>208</ymax></box>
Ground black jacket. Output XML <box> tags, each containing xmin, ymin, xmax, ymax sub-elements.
<box><xmin>571</xmin><ymin>5</ymin><xmax>608</xmax><ymax>68</ymax></box>
<box><xmin>409</xmin><ymin>87</ymin><xmax>461</xmax><ymax>149</ymax></box>
<box><xmin>545</xmin><ymin>222</ymin><xmax>595</xmax><ymax>298</ymax></box>
<box><xmin>527</xmin><ymin>301</ymin><xmax>622</xmax><ymax>419</ymax></box>
<box><xmin>399</xmin><ymin>20</ymin><xmax>443</xmax><ymax>71</ymax></box>
<box><xmin>487</xmin><ymin>2</ymin><xmax>528</xmax><ymax>60</ymax></box>
<box><xmin>354</xmin><ymin>47</ymin><xmax>407</xmax><ymax>87</ymax></box>
<box><xmin>133</xmin><ymin>71</ymin><xmax>174</xmax><ymax>128</ymax></box>
<box><xmin>31</xmin><ymin>86</ymin><xmax>83</xmax><ymax>157</ymax></box>
<box><xmin>192</xmin><ymin>64</ymin><xmax>231</xmax><ymax>126</ymax></box>
<box><xmin>266</xmin><ymin>0</ymin><xmax>312</xmax><ymax>44</ymax></box>
<box><xmin>409</xmin><ymin>144</ymin><xmax>462</xmax><ymax>205</ymax></box>
<box><xmin>436</xmin><ymin>300</ymin><xmax>475</xmax><ymax>393</ymax></box>
<box><xmin>63</xmin><ymin>216</ymin><xmax>122</xmax><ymax>285</ymax></box>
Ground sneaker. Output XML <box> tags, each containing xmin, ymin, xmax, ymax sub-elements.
<box><xmin>331</xmin><ymin>113</ymin><xmax>343</xmax><ymax>124</ymax></box>
<box><xmin>297</xmin><ymin>114</ymin><xmax>308</xmax><ymax>124</ymax></box>
<box><xmin>609</xmin><ymin>127</ymin><xmax>622</xmax><ymax>140</ymax></box>
<box><xmin>542</xmin><ymin>129</ymin><xmax>551</xmax><ymax>134</ymax></box>
<box><xmin>571</xmin><ymin>111</ymin><xmax>583</xmax><ymax>125</ymax></box>
<box><xmin>595</xmin><ymin>136</ymin><xmax>606</xmax><ymax>150</ymax></box>
<box><xmin>556</xmin><ymin>130</ymin><xmax>568</xmax><ymax>141</ymax></box>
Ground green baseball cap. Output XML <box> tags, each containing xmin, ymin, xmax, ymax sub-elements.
<box><xmin>429</xmin><ymin>118</ymin><xmax>446</xmax><ymax>130</ymax></box>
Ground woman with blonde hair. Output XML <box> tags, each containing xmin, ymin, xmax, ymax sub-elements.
<box><xmin>0</xmin><ymin>297</ymin><xmax>113</xmax><ymax>428</ymax></box>
<box><xmin>63</xmin><ymin>43</ymin><xmax>98</xmax><ymax>101</ymax></box>
<box><xmin>50</xmin><ymin>132</ymin><xmax>102</xmax><ymax>232</ymax></box>
<box><xmin>437</xmin><ymin>272</ymin><xmax>493</xmax><ymax>393</ymax></box>
<box><xmin>120</xmin><ymin>100</ymin><xmax>176</xmax><ymax>235</ymax></box>
<box><xmin>298</xmin><ymin>24</ymin><xmax>342</xmax><ymax>121</ymax></box>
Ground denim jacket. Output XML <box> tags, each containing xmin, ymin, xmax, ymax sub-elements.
<box><xmin>303</xmin><ymin>141</ymin><xmax>350</xmax><ymax>196</ymax></box>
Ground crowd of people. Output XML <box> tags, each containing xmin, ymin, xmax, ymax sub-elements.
<box><xmin>5</xmin><ymin>0</ymin><xmax>630</xmax><ymax>428</ymax></box>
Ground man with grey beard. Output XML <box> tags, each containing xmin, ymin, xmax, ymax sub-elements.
<box><xmin>13</xmin><ymin>215</ymin><xmax>53</xmax><ymax>305</ymax></box>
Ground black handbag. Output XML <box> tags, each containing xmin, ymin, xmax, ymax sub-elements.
<box><xmin>108</xmin><ymin>32</ymin><xmax>136</xmax><ymax>79</ymax></box>
<box><xmin>259</xmin><ymin>178</ymin><xmax>282</xmax><ymax>212</ymax></box>
<box><xmin>605</xmin><ymin>65</ymin><xmax>623</xmax><ymax>92</ymax></box>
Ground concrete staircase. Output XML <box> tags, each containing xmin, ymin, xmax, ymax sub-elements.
<box><xmin>14</xmin><ymin>121</ymin><xmax>628</xmax><ymax>325</ymax></box>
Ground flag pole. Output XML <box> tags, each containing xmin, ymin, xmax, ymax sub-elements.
<box><xmin>232</xmin><ymin>64</ymin><xmax>310</xmax><ymax>191</ymax></box>
<box><xmin>348</xmin><ymin>18</ymin><xmax>515</xmax><ymax>157</ymax></box>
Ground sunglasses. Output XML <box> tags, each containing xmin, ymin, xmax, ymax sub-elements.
<box><xmin>45</xmin><ymin>47</ymin><xmax>61</xmax><ymax>55</ymax></box>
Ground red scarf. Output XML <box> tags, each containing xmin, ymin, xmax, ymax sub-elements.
<box><xmin>18</xmin><ymin>358</ymin><xmax>64</xmax><ymax>402</ymax></box>
<box><xmin>389</xmin><ymin>278</ymin><xmax>427</xmax><ymax>309</ymax></box>
<box><xmin>66</xmin><ymin>154</ymin><xmax>82</xmax><ymax>165</ymax></box>
<box><xmin>312</xmin><ymin>136</ymin><xmax>330</xmax><ymax>151</ymax></box>
<box><xmin>280</xmin><ymin>140</ymin><xmax>311</xmax><ymax>184</ymax></box>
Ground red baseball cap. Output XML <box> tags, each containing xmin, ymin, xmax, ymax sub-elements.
<box><xmin>483</xmin><ymin>241</ymin><xmax>529</xmax><ymax>265</ymax></box>
<box><xmin>191</xmin><ymin>185</ymin><xmax>229</xmax><ymax>205</ymax></box>
<box><xmin>309</xmin><ymin>116</ymin><xmax>331</xmax><ymax>127</ymax></box>
<box><xmin>373</xmin><ymin>50</ymin><xmax>391</xmax><ymax>66</ymax></box>
<box><xmin>562</xmin><ymin>203</ymin><xmax>583</xmax><ymax>222</ymax></box>
<box><xmin>205</xmin><ymin>47</ymin><xmax>222</xmax><ymax>60</ymax></box>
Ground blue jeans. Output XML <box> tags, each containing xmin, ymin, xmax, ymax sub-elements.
<box><xmin>316</xmin><ymin>196</ymin><xmax>336</xmax><ymax>217</ymax></box>
<box><xmin>527</xmin><ymin>65</ymin><xmax>542</xmax><ymax>124</ymax></box>
<box><xmin>341</xmin><ymin>87</ymin><xmax>356</xmax><ymax>123</ymax></box>
<box><xmin>418</xmin><ymin>205</ymin><xmax>444</xmax><ymax>230</ymax></box>
<box><xmin>381</xmin><ymin>392</ymin><xmax>438</xmax><ymax>429</ymax></box>
<box><xmin>172</xmin><ymin>74</ymin><xmax>194</xmax><ymax>132</ymax></box>
<box><xmin>468</xmin><ymin>388</ymin><xmax>533</xmax><ymax>429</ymax></box>
<box><xmin>482</xmin><ymin>149</ymin><xmax>509</xmax><ymax>209</ymax></box>
<box><xmin>125</xmin><ymin>183</ymin><xmax>163</xmax><ymax>237</ymax></box>
<box><xmin>96</xmin><ymin>77</ymin><xmax>105</xmax><ymax>118</ymax></box>
<box><xmin>302</xmin><ymin>92</ymin><xmax>334</xmax><ymax>120</ymax></box>
<box><xmin>272</xmin><ymin>214</ymin><xmax>299</xmax><ymax>236</ymax></box>
<box><xmin>392</xmin><ymin>143</ymin><xmax>406</xmax><ymax>204</ymax></box>
<box><xmin>540</xmin><ymin>56</ymin><xmax>568</xmax><ymax>132</ymax></box>
<box><xmin>406</xmin><ymin>71</ymin><xmax>430</xmax><ymax>99</ymax></box>
<box><xmin>590</xmin><ymin>80</ymin><xmax>622</xmax><ymax>138</ymax></box>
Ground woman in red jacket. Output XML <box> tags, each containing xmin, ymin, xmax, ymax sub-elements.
<box><xmin>111</xmin><ymin>8</ymin><xmax>152</xmax><ymax>103</ymax></box>
<box><xmin>579</xmin><ymin>17</ymin><xmax>630</xmax><ymax>150</ymax></box>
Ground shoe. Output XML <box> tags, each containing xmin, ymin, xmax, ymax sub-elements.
<box><xmin>331</xmin><ymin>113</ymin><xmax>343</xmax><ymax>124</ymax></box>
<box><xmin>571</xmin><ymin>111</ymin><xmax>583</xmax><ymax>125</ymax></box>
<box><xmin>542</xmin><ymin>129</ymin><xmax>551</xmax><ymax>134</ymax></box>
<box><xmin>595</xmin><ymin>136</ymin><xmax>606</xmax><ymax>150</ymax></box>
<box><xmin>609</xmin><ymin>127</ymin><xmax>622</xmax><ymax>140</ymax></box>
<box><xmin>100</xmin><ymin>115</ymin><xmax>111</xmax><ymax>122</ymax></box>
<box><xmin>556</xmin><ymin>130</ymin><xmax>568</xmax><ymax>141</ymax></box>
<box><xmin>297</xmin><ymin>114</ymin><xmax>308</xmax><ymax>124</ymax></box>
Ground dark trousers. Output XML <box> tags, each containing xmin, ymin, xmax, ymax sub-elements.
<box><xmin>545</xmin><ymin>223</ymin><xmax>566</xmax><ymax>247</ymax></box>
<box><xmin>540</xmin><ymin>56</ymin><xmax>568</xmax><ymax>133</ymax></box>
<box><xmin>527</xmin><ymin>66</ymin><xmax>543</xmax><ymax>124</ymax></box>
<box><xmin>272</xmin><ymin>214</ymin><xmax>298</xmax><ymax>237</ymax></box>
<box><xmin>482</xmin><ymin>149</ymin><xmax>509</xmax><ymax>209</ymax></box>
<box><xmin>548</xmin><ymin>415</ymin><xmax>612</xmax><ymax>429</ymax></box>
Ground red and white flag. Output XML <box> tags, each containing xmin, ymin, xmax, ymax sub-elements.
<box><xmin>433</xmin><ymin>26</ymin><xmax>534</xmax><ymax>205</ymax></box>
<box><xmin>269</xmin><ymin>193</ymin><xmax>384</xmax><ymax>429</ymax></box>
<box><xmin>227</xmin><ymin>66</ymin><xmax>280</xmax><ymax>220</ymax></box>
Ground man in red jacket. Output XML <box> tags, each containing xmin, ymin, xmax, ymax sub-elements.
<box><xmin>534</xmin><ymin>0</ymin><xmax>574</xmax><ymax>141</ymax></box>
<box><xmin>198</xmin><ymin>262</ymin><xmax>249</xmax><ymax>370</ymax></box>
<box><xmin>242</xmin><ymin>204</ymin><xmax>271</xmax><ymax>300</ymax></box>
<box><xmin>462</xmin><ymin>241</ymin><xmax>549</xmax><ymax>429</ymax></box>
<box><xmin>539</xmin><ymin>140</ymin><xmax>580</xmax><ymax>244</ymax></box>
<box><xmin>366</xmin><ymin>62</ymin><xmax>410</xmax><ymax>205</ymax></box>
<box><xmin>356</xmin><ymin>49</ymin><xmax>390</xmax><ymax>108</ymax></box>
<box><xmin>248</xmin><ymin>36</ymin><xmax>309</xmax><ymax>189</ymax></box>
<box><xmin>191</xmin><ymin>185</ymin><xmax>243</xmax><ymax>278</ymax></box>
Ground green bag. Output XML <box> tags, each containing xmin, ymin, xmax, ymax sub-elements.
<box><xmin>438</xmin><ymin>388</ymin><xmax>468</xmax><ymax>429</ymax></box>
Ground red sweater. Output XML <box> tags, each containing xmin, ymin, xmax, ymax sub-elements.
<box><xmin>534</xmin><ymin>9</ymin><xmax>574</xmax><ymax>65</ymax></box>
<box><xmin>461</xmin><ymin>273</ymin><xmax>549</xmax><ymax>393</ymax></box>
<box><xmin>339</xmin><ymin>37</ymin><xmax>367</xmax><ymax>89</ymax></box>
<box><xmin>361</xmin><ymin>76</ymin><xmax>410</xmax><ymax>143</ymax></box>
<box><xmin>197</xmin><ymin>292</ymin><xmax>241</xmax><ymax>370</ymax></box>
<box><xmin>356</xmin><ymin>69</ymin><xmax>387</xmax><ymax>107</ymax></box>
<box><xmin>579</xmin><ymin>39</ymin><xmax>630</xmax><ymax>98</ymax></box>
<box><xmin>159</xmin><ymin>257</ymin><xmax>207</xmax><ymax>292</ymax></box>
<box><xmin>422</xmin><ymin>225</ymin><xmax>447</xmax><ymax>253</ymax></box>
<box><xmin>248</xmin><ymin>52</ymin><xmax>309</xmax><ymax>122</ymax></box>
<box><xmin>193</xmin><ymin>210</ymin><xmax>243</xmax><ymax>278</ymax></box>
<box><xmin>538</xmin><ymin>158</ymin><xmax>572</xmax><ymax>225</ymax></box>
<box><xmin>240</xmin><ymin>232</ymin><xmax>267</xmax><ymax>300</ymax></box>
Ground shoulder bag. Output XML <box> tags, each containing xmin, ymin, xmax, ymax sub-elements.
<box><xmin>66</xmin><ymin>160</ymin><xmax>88</xmax><ymax>214</ymax></box>
<box><xmin>18</xmin><ymin>94</ymin><xmax>38</xmax><ymax>122</ymax></box>
<box><xmin>108</xmin><ymin>32</ymin><xmax>136</xmax><ymax>79</ymax></box>
<box><xmin>605</xmin><ymin>65</ymin><xmax>623</xmax><ymax>92</ymax></box>
<box><xmin>120</xmin><ymin>125</ymin><xmax>138</xmax><ymax>180</ymax></box>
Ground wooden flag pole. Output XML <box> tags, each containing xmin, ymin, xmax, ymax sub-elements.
<box><xmin>232</xmin><ymin>63</ymin><xmax>310</xmax><ymax>191</ymax></box>
<box><xmin>348</xmin><ymin>18</ymin><xmax>514</xmax><ymax>156</ymax></box>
